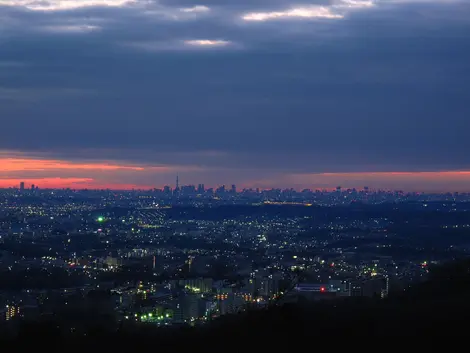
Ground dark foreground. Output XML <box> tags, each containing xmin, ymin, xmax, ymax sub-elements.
<box><xmin>2</xmin><ymin>259</ymin><xmax>470</xmax><ymax>350</ymax></box>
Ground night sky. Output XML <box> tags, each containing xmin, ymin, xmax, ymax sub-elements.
<box><xmin>1</xmin><ymin>0</ymin><xmax>469</xmax><ymax>191</ymax></box>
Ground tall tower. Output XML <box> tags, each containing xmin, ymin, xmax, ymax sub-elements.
<box><xmin>176</xmin><ymin>175</ymin><xmax>179</xmax><ymax>190</ymax></box>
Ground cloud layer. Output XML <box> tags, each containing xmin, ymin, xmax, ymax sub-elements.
<box><xmin>1</xmin><ymin>0</ymin><xmax>470</xmax><ymax>190</ymax></box>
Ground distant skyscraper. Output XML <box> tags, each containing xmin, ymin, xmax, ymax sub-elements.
<box><xmin>197</xmin><ymin>184</ymin><xmax>205</xmax><ymax>193</ymax></box>
<box><xmin>176</xmin><ymin>175</ymin><xmax>179</xmax><ymax>190</ymax></box>
<box><xmin>19</xmin><ymin>182</ymin><xmax>25</xmax><ymax>191</ymax></box>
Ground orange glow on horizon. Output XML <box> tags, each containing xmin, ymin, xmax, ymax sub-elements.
<box><xmin>0</xmin><ymin>178</ymin><xmax>155</xmax><ymax>190</ymax></box>
<box><xmin>318</xmin><ymin>171</ymin><xmax>470</xmax><ymax>178</ymax></box>
<box><xmin>0</xmin><ymin>156</ymin><xmax>174</xmax><ymax>190</ymax></box>
<box><xmin>245</xmin><ymin>171</ymin><xmax>470</xmax><ymax>192</ymax></box>
<box><xmin>0</xmin><ymin>157</ymin><xmax>150</xmax><ymax>172</ymax></box>
<box><xmin>0</xmin><ymin>178</ymin><xmax>91</xmax><ymax>189</ymax></box>
<box><xmin>1</xmin><ymin>154</ymin><xmax>470</xmax><ymax>191</ymax></box>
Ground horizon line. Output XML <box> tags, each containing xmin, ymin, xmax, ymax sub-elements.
<box><xmin>2</xmin><ymin>186</ymin><xmax>469</xmax><ymax>194</ymax></box>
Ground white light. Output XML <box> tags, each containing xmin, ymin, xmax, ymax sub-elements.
<box><xmin>0</xmin><ymin>0</ymin><xmax>137</xmax><ymax>11</ymax></box>
<box><xmin>242</xmin><ymin>6</ymin><xmax>344</xmax><ymax>21</ymax></box>
<box><xmin>334</xmin><ymin>0</ymin><xmax>375</xmax><ymax>9</ymax></box>
<box><xmin>184</xmin><ymin>39</ymin><xmax>231</xmax><ymax>47</ymax></box>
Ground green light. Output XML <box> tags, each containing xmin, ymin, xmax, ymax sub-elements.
<box><xmin>97</xmin><ymin>217</ymin><xmax>104</xmax><ymax>222</ymax></box>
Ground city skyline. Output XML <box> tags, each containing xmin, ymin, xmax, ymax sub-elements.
<box><xmin>4</xmin><ymin>168</ymin><xmax>470</xmax><ymax>192</ymax></box>
<box><xmin>1</xmin><ymin>0</ymin><xmax>469</xmax><ymax>191</ymax></box>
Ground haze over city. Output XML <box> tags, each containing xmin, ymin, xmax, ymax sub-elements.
<box><xmin>1</xmin><ymin>0</ymin><xmax>469</xmax><ymax>191</ymax></box>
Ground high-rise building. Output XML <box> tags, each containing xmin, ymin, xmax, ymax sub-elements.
<box><xmin>163</xmin><ymin>185</ymin><xmax>171</xmax><ymax>195</ymax></box>
<box><xmin>174</xmin><ymin>294</ymin><xmax>201</xmax><ymax>322</ymax></box>
<box><xmin>5</xmin><ymin>305</ymin><xmax>20</xmax><ymax>321</ymax></box>
<box><xmin>19</xmin><ymin>182</ymin><xmax>25</xmax><ymax>192</ymax></box>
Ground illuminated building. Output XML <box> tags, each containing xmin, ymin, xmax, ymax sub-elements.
<box><xmin>5</xmin><ymin>305</ymin><xmax>20</xmax><ymax>321</ymax></box>
<box><xmin>170</xmin><ymin>278</ymin><xmax>213</xmax><ymax>293</ymax></box>
<box><xmin>217</xmin><ymin>292</ymin><xmax>244</xmax><ymax>315</ymax></box>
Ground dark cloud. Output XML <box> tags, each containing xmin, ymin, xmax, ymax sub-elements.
<box><xmin>0</xmin><ymin>0</ymin><xmax>469</xmax><ymax>183</ymax></box>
